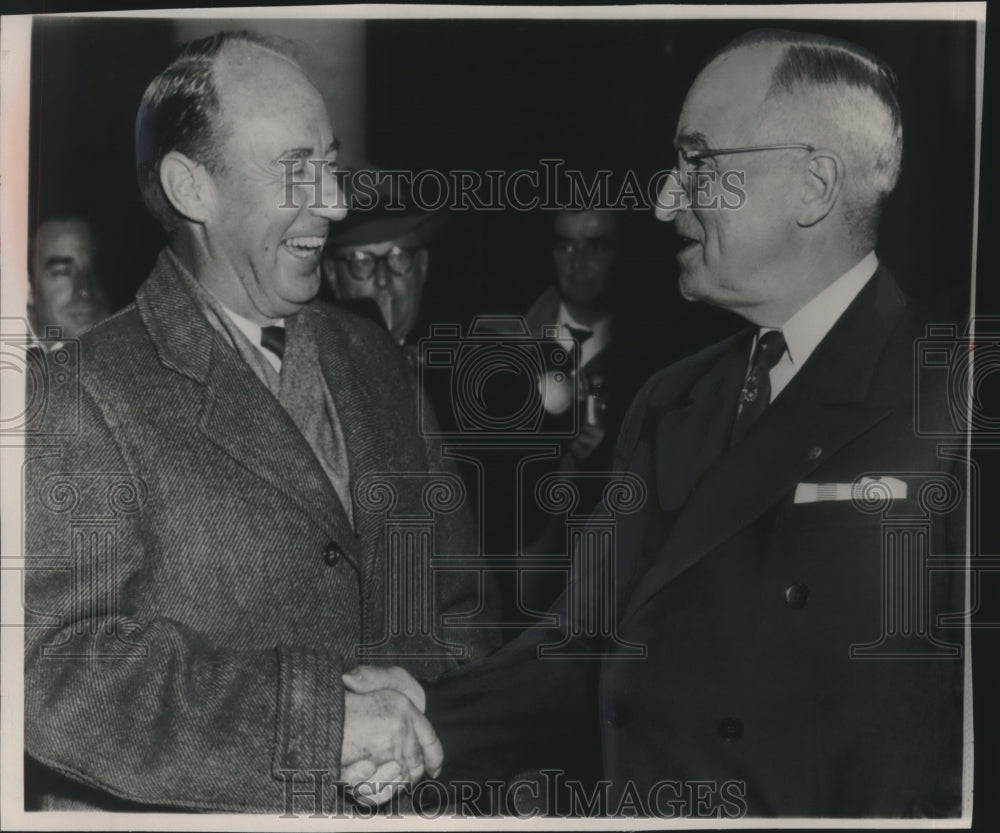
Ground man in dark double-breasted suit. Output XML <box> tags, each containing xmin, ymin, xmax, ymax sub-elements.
<box><xmin>24</xmin><ymin>32</ymin><xmax>495</xmax><ymax>812</ymax></box>
<box><xmin>423</xmin><ymin>29</ymin><xmax>967</xmax><ymax>818</ymax></box>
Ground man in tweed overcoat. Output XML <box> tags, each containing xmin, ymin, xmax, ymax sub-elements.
<box><xmin>24</xmin><ymin>31</ymin><xmax>496</xmax><ymax>812</ymax></box>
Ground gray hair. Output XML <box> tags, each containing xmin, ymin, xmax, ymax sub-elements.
<box><xmin>714</xmin><ymin>29</ymin><xmax>902</xmax><ymax>247</ymax></box>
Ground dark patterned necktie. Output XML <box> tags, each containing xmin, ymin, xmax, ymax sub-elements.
<box><xmin>731</xmin><ymin>329</ymin><xmax>786</xmax><ymax>446</ymax></box>
<box><xmin>260</xmin><ymin>325</ymin><xmax>286</xmax><ymax>361</ymax></box>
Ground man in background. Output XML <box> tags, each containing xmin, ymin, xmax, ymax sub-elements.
<box><xmin>29</xmin><ymin>217</ymin><xmax>111</xmax><ymax>343</ymax></box>
<box><xmin>516</xmin><ymin>209</ymin><xmax>658</xmax><ymax>609</ymax></box>
<box><xmin>322</xmin><ymin>209</ymin><xmax>442</xmax><ymax>358</ymax></box>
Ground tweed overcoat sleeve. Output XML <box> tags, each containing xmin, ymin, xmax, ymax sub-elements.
<box><xmin>23</xmin><ymin>255</ymin><xmax>497</xmax><ymax>811</ymax></box>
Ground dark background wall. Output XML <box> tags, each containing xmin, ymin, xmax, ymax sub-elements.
<box><xmin>30</xmin><ymin>16</ymin><xmax>977</xmax><ymax>357</ymax></box>
<box><xmin>366</xmin><ymin>18</ymin><xmax>976</xmax><ymax>352</ymax></box>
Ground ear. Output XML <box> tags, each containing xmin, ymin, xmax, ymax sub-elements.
<box><xmin>159</xmin><ymin>151</ymin><xmax>215</xmax><ymax>225</ymax></box>
<box><xmin>797</xmin><ymin>150</ymin><xmax>844</xmax><ymax>227</ymax></box>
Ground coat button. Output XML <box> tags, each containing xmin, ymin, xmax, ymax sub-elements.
<box><xmin>784</xmin><ymin>583</ymin><xmax>810</xmax><ymax>609</ymax></box>
<box><xmin>283</xmin><ymin>750</ymin><xmax>301</xmax><ymax>769</ymax></box>
<box><xmin>717</xmin><ymin>717</ymin><xmax>744</xmax><ymax>742</ymax></box>
<box><xmin>322</xmin><ymin>542</ymin><xmax>343</xmax><ymax>567</ymax></box>
<box><xmin>806</xmin><ymin>445</ymin><xmax>823</xmax><ymax>460</ymax></box>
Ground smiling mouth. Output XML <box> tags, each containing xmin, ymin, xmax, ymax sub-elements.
<box><xmin>281</xmin><ymin>235</ymin><xmax>326</xmax><ymax>259</ymax></box>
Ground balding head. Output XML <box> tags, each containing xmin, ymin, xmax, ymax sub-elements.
<box><xmin>135</xmin><ymin>31</ymin><xmax>300</xmax><ymax>234</ymax></box>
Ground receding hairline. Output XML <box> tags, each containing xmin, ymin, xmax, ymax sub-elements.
<box><xmin>209</xmin><ymin>38</ymin><xmax>312</xmax><ymax>109</ymax></box>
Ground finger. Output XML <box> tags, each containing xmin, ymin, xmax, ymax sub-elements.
<box><xmin>342</xmin><ymin>666</ymin><xmax>426</xmax><ymax>713</ymax></box>
<box><xmin>386</xmin><ymin>667</ymin><xmax>425</xmax><ymax>713</ymax></box>
<box><xmin>352</xmin><ymin>779</ymin><xmax>397</xmax><ymax>807</ymax></box>
<box><xmin>341</xmin><ymin>666</ymin><xmax>378</xmax><ymax>694</ymax></box>
<box><xmin>398</xmin><ymin>722</ymin><xmax>426</xmax><ymax>787</ymax></box>
<box><xmin>348</xmin><ymin>761</ymin><xmax>401</xmax><ymax>806</ymax></box>
<box><xmin>411</xmin><ymin>710</ymin><xmax>445</xmax><ymax>779</ymax></box>
<box><xmin>341</xmin><ymin>758</ymin><xmax>376</xmax><ymax>786</ymax></box>
<box><xmin>369</xmin><ymin>759</ymin><xmax>402</xmax><ymax>784</ymax></box>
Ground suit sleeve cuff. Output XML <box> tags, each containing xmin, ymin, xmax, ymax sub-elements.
<box><xmin>272</xmin><ymin>646</ymin><xmax>344</xmax><ymax>781</ymax></box>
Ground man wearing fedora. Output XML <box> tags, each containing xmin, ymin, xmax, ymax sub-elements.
<box><xmin>322</xmin><ymin>199</ymin><xmax>444</xmax><ymax>355</ymax></box>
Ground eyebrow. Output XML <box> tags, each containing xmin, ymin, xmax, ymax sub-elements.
<box><xmin>279</xmin><ymin>138</ymin><xmax>341</xmax><ymax>161</ymax></box>
<box><xmin>674</xmin><ymin>131</ymin><xmax>710</xmax><ymax>150</ymax></box>
<box><xmin>42</xmin><ymin>256</ymin><xmax>76</xmax><ymax>269</ymax></box>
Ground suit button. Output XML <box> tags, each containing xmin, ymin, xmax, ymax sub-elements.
<box><xmin>283</xmin><ymin>750</ymin><xmax>301</xmax><ymax>769</ymax></box>
<box><xmin>717</xmin><ymin>717</ymin><xmax>744</xmax><ymax>742</ymax></box>
<box><xmin>784</xmin><ymin>583</ymin><xmax>810</xmax><ymax>609</ymax></box>
<box><xmin>607</xmin><ymin>700</ymin><xmax>633</xmax><ymax>728</ymax></box>
<box><xmin>322</xmin><ymin>542</ymin><xmax>343</xmax><ymax>567</ymax></box>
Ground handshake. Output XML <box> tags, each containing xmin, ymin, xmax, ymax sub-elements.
<box><xmin>340</xmin><ymin>665</ymin><xmax>441</xmax><ymax>806</ymax></box>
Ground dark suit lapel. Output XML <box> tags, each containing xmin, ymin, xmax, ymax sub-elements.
<box><xmin>622</xmin><ymin>267</ymin><xmax>906</xmax><ymax>623</ymax></box>
<box><xmin>136</xmin><ymin>252</ymin><xmax>358</xmax><ymax>556</ymax></box>
<box><xmin>651</xmin><ymin>331</ymin><xmax>751</xmax><ymax>512</ymax></box>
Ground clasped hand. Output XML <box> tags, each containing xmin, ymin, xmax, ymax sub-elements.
<box><xmin>339</xmin><ymin>665</ymin><xmax>441</xmax><ymax>806</ymax></box>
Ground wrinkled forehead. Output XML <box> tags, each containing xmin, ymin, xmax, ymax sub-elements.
<box><xmin>554</xmin><ymin>211</ymin><xmax>617</xmax><ymax>239</ymax></box>
<box><xmin>676</xmin><ymin>45</ymin><xmax>782</xmax><ymax>148</ymax></box>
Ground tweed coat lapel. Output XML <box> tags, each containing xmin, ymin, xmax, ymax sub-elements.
<box><xmin>621</xmin><ymin>267</ymin><xmax>906</xmax><ymax>624</ymax></box>
<box><xmin>309</xmin><ymin>308</ymin><xmax>390</xmax><ymax>552</ymax></box>
<box><xmin>135</xmin><ymin>253</ymin><xmax>358</xmax><ymax>559</ymax></box>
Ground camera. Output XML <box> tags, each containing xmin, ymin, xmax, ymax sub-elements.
<box><xmin>418</xmin><ymin>316</ymin><xmax>580</xmax><ymax>439</ymax></box>
<box><xmin>0</xmin><ymin>323</ymin><xmax>80</xmax><ymax>437</ymax></box>
<box><xmin>914</xmin><ymin>318</ymin><xmax>1000</xmax><ymax>437</ymax></box>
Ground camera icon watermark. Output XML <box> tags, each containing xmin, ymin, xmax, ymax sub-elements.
<box><xmin>914</xmin><ymin>318</ymin><xmax>1000</xmax><ymax>437</ymax></box>
<box><xmin>418</xmin><ymin>316</ymin><xmax>580</xmax><ymax>439</ymax></box>
<box><xmin>0</xmin><ymin>322</ymin><xmax>79</xmax><ymax>438</ymax></box>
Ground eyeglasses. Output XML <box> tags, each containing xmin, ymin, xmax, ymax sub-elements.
<box><xmin>678</xmin><ymin>143</ymin><xmax>815</xmax><ymax>173</ymax></box>
<box><xmin>334</xmin><ymin>246</ymin><xmax>417</xmax><ymax>281</ymax></box>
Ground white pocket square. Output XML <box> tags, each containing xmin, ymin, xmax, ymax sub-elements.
<box><xmin>794</xmin><ymin>476</ymin><xmax>908</xmax><ymax>504</ymax></box>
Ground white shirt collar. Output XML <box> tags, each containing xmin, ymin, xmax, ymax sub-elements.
<box><xmin>775</xmin><ymin>250</ymin><xmax>879</xmax><ymax>369</ymax></box>
<box><xmin>556</xmin><ymin>303</ymin><xmax>613</xmax><ymax>368</ymax></box>
<box><xmin>216</xmin><ymin>302</ymin><xmax>285</xmax><ymax>373</ymax></box>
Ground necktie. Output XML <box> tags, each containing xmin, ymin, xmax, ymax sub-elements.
<box><xmin>730</xmin><ymin>329</ymin><xmax>786</xmax><ymax>446</ymax></box>
<box><xmin>566</xmin><ymin>326</ymin><xmax>593</xmax><ymax>346</ymax></box>
<box><xmin>260</xmin><ymin>325</ymin><xmax>286</xmax><ymax>361</ymax></box>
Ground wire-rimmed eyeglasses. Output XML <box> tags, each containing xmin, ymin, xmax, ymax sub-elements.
<box><xmin>334</xmin><ymin>246</ymin><xmax>418</xmax><ymax>281</ymax></box>
<box><xmin>678</xmin><ymin>143</ymin><xmax>815</xmax><ymax>173</ymax></box>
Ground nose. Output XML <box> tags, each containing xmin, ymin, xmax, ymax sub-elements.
<box><xmin>373</xmin><ymin>260</ymin><xmax>392</xmax><ymax>290</ymax></box>
<box><xmin>73</xmin><ymin>268</ymin><xmax>93</xmax><ymax>300</ymax></box>
<box><xmin>653</xmin><ymin>169</ymin><xmax>690</xmax><ymax>222</ymax></box>
<box><xmin>305</xmin><ymin>165</ymin><xmax>349</xmax><ymax>222</ymax></box>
